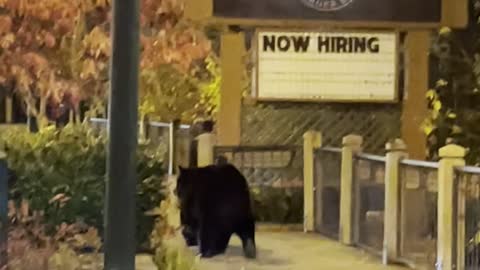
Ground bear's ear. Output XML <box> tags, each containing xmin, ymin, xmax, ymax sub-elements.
<box><xmin>178</xmin><ymin>166</ymin><xmax>185</xmax><ymax>173</ymax></box>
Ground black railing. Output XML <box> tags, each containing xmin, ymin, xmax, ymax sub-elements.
<box><xmin>353</xmin><ymin>153</ymin><xmax>386</xmax><ymax>255</ymax></box>
<box><xmin>455</xmin><ymin>165</ymin><xmax>480</xmax><ymax>270</ymax></box>
<box><xmin>397</xmin><ymin>159</ymin><xmax>438</xmax><ymax>269</ymax></box>
<box><xmin>314</xmin><ymin>147</ymin><xmax>342</xmax><ymax>239</ymax></box>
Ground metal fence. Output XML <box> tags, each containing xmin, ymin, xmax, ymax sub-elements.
<box><xmin>214</xmin><ymin>145</ymin><xmax>303</xmax><ymax>224</ymax></box>
<box><xmin>314</xmin><ymin>147</ymin><xmax>342</xmax><ymax>239</ymax></box>
<box><xmin>89</xmin><ymin>118</ymin><xmax>191</xmax><ymax>145</ymax></box>
<box><xmin>89</xmin><ymin>118</ymin><xmax>193</xmax><ymax>170</ymax></box>
<box><xmin>145</xmin><ymin>121</ymin><xmax>171</xmax><ymax>149</ymax></box>
<box><xmin>353</xmin><ymin>153</ymin><xmax>386</xmax><ymax>255</ymax></box>
<box><xmin>397</xmin><ymin>159</ymin><xmax>438</xmax><ymax>269</ymax></box>
<box><xmin>455</xmin><ymin>166</ymin><xmax>480</xmax><ymax>270</ymax></box>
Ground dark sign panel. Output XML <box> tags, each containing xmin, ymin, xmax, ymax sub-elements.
<box><xmin>213</xmin><ymin>0</ymin><xmax>441</xmax><ymax>23</ymax></box>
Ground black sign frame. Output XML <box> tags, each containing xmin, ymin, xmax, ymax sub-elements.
<box><xmin>211</xmin><ymin>0</ymin><xmax>442</xmax><ymax>28</ymax></box>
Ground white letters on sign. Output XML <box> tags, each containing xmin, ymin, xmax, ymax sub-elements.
<box><xmin>254</xmin><ymin>30</ymin><xmax>398</xmax><ymax>102</ymax></box>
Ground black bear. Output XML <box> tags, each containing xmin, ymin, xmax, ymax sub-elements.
<box><xmin>175</xmin><ymin>164</ymin><xmax>256</xmax><ymax>259</ymax></box>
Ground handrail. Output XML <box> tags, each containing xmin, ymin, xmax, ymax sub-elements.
<box><xmin>455</xmin><ymin>165</ymin><xmax>480</xmax><ymax>175</ymax></box>
<box><xmin>317</xmin><ymin>146</ymin><xmax>342</xmax><ymax>153</ymax></box>
<box><xmin>90</xmin><ymin>117</ymin><xmax>108</xmax><ymax>123</ymax></box>
<box><xmin>89</xmin><ymin>118</ymin><xmax>191</xmax><ymax>129</ymax></box>
<box><xmin>400</xmin><ymin>159</ymin><xmax>439</xmax><ymax>169</ymax></box>
<box><xmin>355</xmin><ymin>153</ymin><xmax>386</xmax><ymax>163</ymax></box>
<box><xmin>215</xmin><ymin>145</ymin><xmax>300</xmax><ymax>152</ymax></box>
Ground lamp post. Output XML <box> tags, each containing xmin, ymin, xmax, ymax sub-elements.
<box><xmin>104</xmin><ymin>0</ymin><xmax>140</xmax><ymax>268</ymax></box>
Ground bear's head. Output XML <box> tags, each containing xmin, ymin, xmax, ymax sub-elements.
<box><xmin>175</xmin><ymin>166</ymin><xmax>194</xmax><ymax>201</ymax></box>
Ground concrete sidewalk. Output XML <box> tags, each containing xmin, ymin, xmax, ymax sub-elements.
<box><xmin>197</xmin><ymin>231</ymin><xmax>406</xmax><ymax>270</ymax></box>
<box><xmin>135</xmin><ymin>231</ymin><xmax>407</xmax><ymax>270</ymax></box>
<box><xmin>136</xmin><ymin>255</ymin><xmax>157</xmax><ymax>270</ymax></box>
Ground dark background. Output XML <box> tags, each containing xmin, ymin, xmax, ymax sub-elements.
<box><xmin>213</xmin><ymin>0</ymin><xmax>442</xmax><ymax>23</ymax></box>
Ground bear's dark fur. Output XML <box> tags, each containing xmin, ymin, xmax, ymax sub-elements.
<box><xmin>176</xmin><ymin>164</ymin><xmax>256</xmax><ymax>259</ymax></box>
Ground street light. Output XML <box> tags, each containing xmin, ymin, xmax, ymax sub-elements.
<box><xmin>104</xmin><ymin>0</ymin><xmax>140</xmax><ymax>268</ymax></box>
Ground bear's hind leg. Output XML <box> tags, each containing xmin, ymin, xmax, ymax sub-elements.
<box><xmin>215</xmin><ymin>231</ymin><xmax>231</xmax><ymax>254</ymax></box>
<box><xmin>235</xmin><ymin>217</ymin><xmax>256</xmax><ymax>259</ymax></box>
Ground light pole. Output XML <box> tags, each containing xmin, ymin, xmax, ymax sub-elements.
<box><xmin>104</xmin><ymin>0</ymin><xmax>140</xmax><ymax>268</ymax></box>
<box><xmin>0</xmin><ymin>151</ymin><xmax>8</xmax><ymax>268</ymax></box>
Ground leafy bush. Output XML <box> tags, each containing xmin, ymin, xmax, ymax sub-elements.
<box><xmin>1</xmin><ymin>124</ymin><xmax>166</xmax><ymax>249</ymax></box>
<box><xmin>6</xmin><ymin>200</ymin><xmax>103</xmax><ymax>270</ymax></box>
<box><xmin>423</xmin><ymin>1</ymin><xmax>480</xmax><ymax>164</ymax></box>
<box><xmin>150</xmin><ymin>180</ymin><xmax>199</xmax><ymax>270</ymax></box>
<box><xmin>251</xmin><ymin>187</ymin><xmax>303</xmax><ymax>224</ymax></box>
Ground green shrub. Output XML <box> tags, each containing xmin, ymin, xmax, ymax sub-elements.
<box><xmin>251</xmin><ymin>187</ymin><xmax>303</xmax><ymax>224</ymax></box>
<box><xmin>1</xmin><ymin>124</ymin><xmax>166</xmax><ymax>248</ymax></box>
<box><xmin>150</xmin><ymin>182</ymin><xmax>199</xmax><ymax>270</ymax></box>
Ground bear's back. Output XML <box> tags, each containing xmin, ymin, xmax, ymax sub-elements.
<box><xmin>188</xmin><ymin>164</ymin><xmax>251</xmax><ymax>205</ymax></box>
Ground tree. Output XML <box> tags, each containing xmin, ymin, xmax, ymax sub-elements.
<box><xmin>0</xmin><ymin>0</ymin><xmax>86</xmax><ymax>128</ymax></box>
<box><xmin>424</xmin><ymin>0</ymin><xmax>480</xmax><ymax>164</ymax></box>
<box><xmin>0</xmin><ymin>0</ymin><xmax>219</xmax><ymax>129</ymax></box>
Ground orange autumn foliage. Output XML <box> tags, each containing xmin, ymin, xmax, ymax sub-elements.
<box><xmin>0</xmin><ymin>0</ymin><xmax>212</xmax><ymax>127</ymax></box>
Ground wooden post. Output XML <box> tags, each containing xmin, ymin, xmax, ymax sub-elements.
<box><xmin>402</xmin><ymin>30</ymin><xmax>430</xmax><ymax>160</ymax></box>
<box><xmin>184</xmin><ymin>0</ymin><xmax>212</xmax><ymax>21</ymax></box>
<box><xmin>217</xmin><ymin>32</ymin><xmax>245</xmax><ymax>146</ymax></box>
<box><xmin>303</xmin><ymin>131</ymin><xmax>322</xmax><ymax>233</ymax></box>
<box><xmin>383</xmin><ymin>138</ymin><xmax>408</xmax><ymax>264</ymax></box>
<box><xmin>339</xmin><ymin>134</ymin><xmax>363</xmax><ymax>246</ymax></box>
<box><xmin>197</xmin><ymin>133</ymin><xmax>216</xmax><ymax>167</ymax></box>
<box><xmin>175</xmin><ymin>128</ymin><xmax>192</xmax><ymax>169</ymax></box>
<box><xmin>437</xmin><ymin>144</ymin><xmax>466</xmax><ymax>270</ymax></box>
<box><xmin>441</xmin><ymin>0</ymin><xmax>468</xmax><ymax>28</ymax></box>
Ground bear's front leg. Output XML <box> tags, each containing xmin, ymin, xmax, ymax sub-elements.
<box><xmin>198</xmin><ymin>221</ymin><xmax>230</xmax><ymax>258</ymax></box>
<box><xmin>182</xmin><ymin>225</ymin><xmax>198</xmax><ymax>247</ymax></box>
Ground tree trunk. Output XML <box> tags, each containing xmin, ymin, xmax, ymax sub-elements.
<box><xmin>35</xmin><ymin>97</ymin><xmax>49</xmax><ymax>130</ymax></box>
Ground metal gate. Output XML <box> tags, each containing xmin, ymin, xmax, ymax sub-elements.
<box><xmin>314</xmin><ymin>147</ymin><xmax>342</xmax><ymax>239</ymax></box>
<box><xmin>353</xmin><ymin>153</ymin><xmax>386</xmax><ymax>255</ymax></box>
<box><xmin>214</xmin><ymin>145</ymin><xmax>303</xmax><ymax>224</ymax></box>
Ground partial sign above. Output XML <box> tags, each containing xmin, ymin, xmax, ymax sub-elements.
<box><xmin>254</xmin><ymin>30</ymin><xmax>398</xmax><ymax>102</ymax></box>
<box><xmin>300</xmin><ymin>0</ymin><xmax>355</xmax><ymax>12</ymax></box>
<box><xmin>213</xmin><ymin>0</ymin><xmax>441</xmax><ymax>23</ymax></box>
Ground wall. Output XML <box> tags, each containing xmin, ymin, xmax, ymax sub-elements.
<box><xmin>241</xmin><ymin>102</ymin><xmax>401</xmax><ymax>154</ymax></box>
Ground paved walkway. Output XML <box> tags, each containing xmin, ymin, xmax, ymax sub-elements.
<box><xmin>136</xmin><ymin>231</ymin><xmax>407</xmax><ymax>270</ymax></box>
<box><xmin>136</xmin><ymin>255</ymin><xmax>157</xmax><ymax>270</ymax></box>
<box><xmin>197</xmin><ymin>231</ymin><xmax>406</xmax><ymax>270</ymax></box>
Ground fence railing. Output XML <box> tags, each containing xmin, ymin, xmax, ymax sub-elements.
<box><xmin>455</xmin><ymin>165</ymin><xmax>480</xmax><ymax>270</ymax></box>
<box><xmin>301</xmin><ymin>131</ymin><xmax>476</xmax><ymax>270</ymax></box>
<box><xmin>89</xmin><ymin>117</ymin><xmax>191</xmax><ymax>144</ymax></box>
<box><xmin>314</xmin><ymin>147</ymin><xmax>342</xmax><ymax>239</ymax></box>
<box><xmin>353</xmin><ymin>153</ymin><xmax>386</xmax><ymax>255</ymax></box>
<box><xmin>214</xmin><ymin>145</ymin><xmax>304</xmax><ymax>224</ymax></box>
<box><xmin>89</xmin><ymin>118</ymin><xmax>195</xmax><ymax>172</ymax></box>
<box><xmin>214</xmin><ymin>145</ymin><xmax>303</xmax><ymax>187</ymax></box>
<box><xmin>398</xmin><ymin>159</ymin><xmax>439</xmax><ymax>268</ymax></box>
